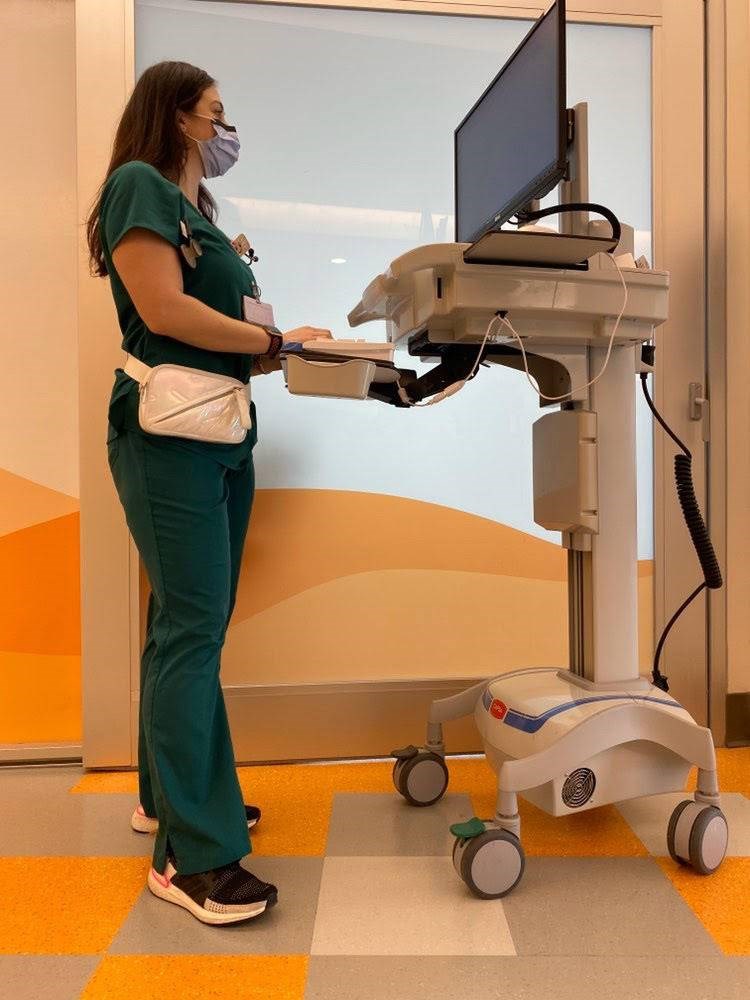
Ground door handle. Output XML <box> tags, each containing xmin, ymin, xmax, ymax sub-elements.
<box><xmin>689</xmin><ymin>382</ymin><xmax>710</xmax><ymax>441</ymax></box>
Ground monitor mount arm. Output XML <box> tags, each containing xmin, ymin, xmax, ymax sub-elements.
<box><xmin>516</xmin><ymin>102</ymin><xmax>592</xmax><ymax>237</ymax></box>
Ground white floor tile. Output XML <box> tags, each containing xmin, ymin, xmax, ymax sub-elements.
<box><xmin>311</xmin><ymin>856</ymin><xmax>516</xmax><ymax>957</ymax></box>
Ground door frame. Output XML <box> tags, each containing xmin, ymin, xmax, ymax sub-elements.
<box><xmin>76</xmin><ymin>0</ymin><xmax>711</xmax><ymax>766</ymax></box>
<box><xmin>705</xmin><ymin>0</ymin><xmax>750</xmax><ymax>747</ymax></box>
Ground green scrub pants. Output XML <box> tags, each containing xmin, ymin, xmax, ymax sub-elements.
<box><xmin>107</xmin><ymin>428</ymin><xmax>254</xmax><ymax>876</ymax></box>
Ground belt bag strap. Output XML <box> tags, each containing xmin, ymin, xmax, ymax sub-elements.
<box><xmin>123</xmin><ymin>354</ymin><xmax>153</xmax><ymax>385</ymax></box>
<box><xmin>123</xmin><ymin>354</ymin><xmax>252</xmax><ymax>440</ymax></box>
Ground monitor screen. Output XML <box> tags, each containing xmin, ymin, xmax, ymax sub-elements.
<box><xmin>455</xmin><ymin>1</ymin><xmax>567</xmax><ymax>245</ymax></box>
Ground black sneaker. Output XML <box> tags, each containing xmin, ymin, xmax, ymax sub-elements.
<box><xmin>148</xmin><ymin>858</ymin><xmax>277</xmax><ymax>925</ymax></box>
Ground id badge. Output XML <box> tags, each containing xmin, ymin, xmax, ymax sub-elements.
<box><xmin>243</xmin><ymin>295</ymin><xmax>276</xmax><ymax>329</ymax></box>
<box><xmin>231</xmin><ymin>234</ymin><xmax>251</xmax><ymax>256</ymax></box>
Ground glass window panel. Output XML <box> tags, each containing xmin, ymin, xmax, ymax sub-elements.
<box><xmin>135</xmin><ymin>1</ymin><xmax>653</xmax><ymax>684</ymax></box>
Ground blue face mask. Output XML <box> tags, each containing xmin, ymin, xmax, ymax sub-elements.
<box><xmin>185</xmin><ymin>113</ymin><xmax>240</xmax><ymax>178</ymax></box>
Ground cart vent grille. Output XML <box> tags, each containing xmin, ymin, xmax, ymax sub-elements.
<box><xmin>562</xmin><ymin>768</ymin><xmax>596</xmax><ymax>808</ymax></box>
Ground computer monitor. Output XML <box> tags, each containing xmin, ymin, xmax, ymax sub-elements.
<box><xmin>455</xmin><ymin>0</ymin><xmax>568</xmax><ymax>245</ymax></box>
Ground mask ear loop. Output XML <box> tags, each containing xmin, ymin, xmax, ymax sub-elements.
<box><xmin>179</xmin><ymin>110</ymin><xmax>201</xmax><ymax>145</ymax></box>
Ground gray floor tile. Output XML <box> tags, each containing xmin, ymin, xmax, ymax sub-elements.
<box><xmin>304</xmin><ymin>956</ymin><xmax>750</xmax><ymax>1000</ymax></box>
<box><xmin>108</xmin><ymin>856</ymin><xmax>324</xmax><ymax>954</ymax></box>
<box><xmin>0</xmin><ymin>786</ymin><xmax>151</xmax><ymax>857</ymax></box>
<box><xmin>311</xmin><ymin>856</ymin><xmax>515</xmax><ymax>956</ymax></box>
<box><xmin>325</xmin><ymin>792</ymin><xmax>475</xmax><ymax>856</ymax></box>
<box><xmin>0</xmin><ymin>764</ymin><xmax>83</xmax><ymax>800</ymax></box>
<box><xmin>617</xmin><ymin>792</ymin><xmax>750</xmax><ymax>856</ymax></box>
<box><xmin>0</xmin><ymin>956</ymin><xmax>100</xmax><ymax>1000</ymax></box>
<box><xmin>502</xmin><ymin>857</ymin><xmax>720</xmax><ymax>956</ymax></box>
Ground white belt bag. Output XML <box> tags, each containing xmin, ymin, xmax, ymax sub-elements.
<box><xmin>123</xmin><ymin>354</ymin><xmax>252</xmax><ymax>445</ymax></box>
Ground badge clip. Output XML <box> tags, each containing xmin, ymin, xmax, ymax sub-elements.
<box><xmin>179</xmin><ymin>218</ymin><xmax>202</xmax><ymax>269</ymax></box>
<box><xmin>231</xmin><ymin>233</ymin><xmax>259</xmax><ymax>263</ymax></box>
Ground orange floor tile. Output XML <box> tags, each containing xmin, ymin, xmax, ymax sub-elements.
<box><xmin>657</xmin><ymin>857</ymin><xmax>750</xmax><ymax>955</ymax></box>
<box><xmin>686</xmin><ymin>747</ymin><xmax>750</xmax><ymax>796</ymax></box>
<box><xmin>0</xmin><ymin>857</ymin><xmax>149</xmax><ymax>955</ymax></box>
<box><xmin>81</xmin><ymin>955</ymin><xmax>309</xmax><ymax>1000</ymax></box>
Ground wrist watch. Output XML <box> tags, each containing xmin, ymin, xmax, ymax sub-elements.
<box><xmin>263</xmin><ymin>328</ymin><xmax>283</xmax><ymax>359</ymax></box>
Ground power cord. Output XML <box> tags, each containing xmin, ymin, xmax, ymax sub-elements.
<box><xmin>399</xmin><ymin>249</ymin><xmax>628</xmax><ymax>408</ymax></box>
<box><xmin>399</xmin><ymin>203</ymin><xmax>626</xmax><ymax>408</ymax></box>
<box><xmin>639</xmin><ymin>369</ymin><xmax>723</xmax><ymax>691</ymax></box>
<box><xmin>497</xmin><ymin>250</ymin><xmax>629</xmax><ymax>401</ymax></box>
<box><xmin>513</xmin><ymin>202</ymin><xmax>622</xmax><ymax>246</ymax></box>
<box><xmin>396</xmin><ymin>313</ymin><xmax>502</xmax><ymax>408</ymax></box>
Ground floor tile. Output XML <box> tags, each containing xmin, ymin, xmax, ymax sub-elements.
<box><xmin>0</xmin><ymin>857</ymin><xmax>149</xmax><ymax>954</ymax></box>
<box><xmin>0</xmin><ymin>764</ymin><xmax>84</xmax><ymax>796</ymax></box>
<box><xmin>686</xmin><ymin>748</ymin><xmax>750</xmax><ymax>796</ymax></box>
<box><xmin>1</xmin><ymin>788</ymin><xmax>151</xmax><ymax>857</ymax></box>
<box><xmin>109</xmin><ymin>856</ymin><xmax>324</xmax><ymax>955</ymax></box>
<box><xmin>0</xmin><ymin>765</ymin><xmax>149</xmax><ymax>857</ymax></box>
<box><xmin>304</xmin><ymin>956</ymin><xmax>750</xmax><ymax>1000</ymax></box>
<box><xmin>6</xmin><ymin>753</ymin><xmax>749</xmax><ymax>984</ymax></box>
<box><xmin>325</xmin><ymin>792</ymin><xmax>474</xmax><ymax>856</ymax></box>
<box><xmin>0</xmin><ymin>956</ymin><xmax>101</xmax><ymax>1000</ymax></box>
<box><xmin>618</xmin><ymin>792</ymin><xmax>750</xmax><ymax>857</ymax></box>
<box><xmin>70</xmin><ymin>771</ymin><xmax>138</xmax><ymax>794</ymax></box>
<box><xmin>82</xmin><ymin>955</ymin><xmax>308</xmax><ymax>1000</ymax></box>
<box><xmin>310</xmin><ymin>856</ymin><xmax>515</xmax><ymax>956</ymax></box>
<box><xmin>658</xmin><ymin>857</ymin><xmax>750</xmax><ymax>955</ymax></box>
<box><xmin>237</xmin><ymin>770</ymin><xmax>332</xmax><ymax>857</ymax></box>
<box><xmin>0</xmin><ymin>766</ymin><xmax>88</xmax><ymax>848</ymax></box>
<box><xmin>501</xmin><ymin>857</ymin><xmax>719</xmax><ymax>956</ymax></box>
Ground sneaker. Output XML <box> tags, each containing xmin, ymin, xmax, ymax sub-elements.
<box><xmin>148</xmin><ymin>858</ymin><xmax>277</xmax><ymax>925</ymax></box>
<box><xmin>131</xmin><ymin>803</ymin><xmax>261</xmax><ymax>835</ymax></box>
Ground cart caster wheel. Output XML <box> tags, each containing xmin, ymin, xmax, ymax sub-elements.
<box><xmin>391</xmin><ymin>746</ymin><xmax>449</xmax><ymax>807</ymax></box>
<box><xmin>667</xmin><ymin>800</ymin><xmax>728</xmax><ymax>875</ymax></box>
<box><xmin>453</xmin><ymin>826</ymin><xmax>525</xmax><ymax>899</ymax></box>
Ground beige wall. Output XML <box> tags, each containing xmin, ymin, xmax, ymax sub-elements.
<box><xmin>1</xmin><ymin>0</ymin><xmax>78</xmax><ymax>499</ymax></box>
<box><xmin>0</xmin><ymin>0</ymin><xmax>82</xmax><ymax>748</ymax></box>
<box><xmin>725</xmin><ymin>0</ymin><xmax>750</xmax><ymax>694</ymax></box>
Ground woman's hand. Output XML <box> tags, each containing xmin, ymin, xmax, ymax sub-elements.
<box><xmin>283</xmin><ymin>326</ymin><xmax>333</xmax><ymax>346</ymax></box>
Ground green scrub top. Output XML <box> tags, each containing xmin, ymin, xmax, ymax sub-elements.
<box><xmin>100</xmin><ymin>159</ymin><xmax>259</xmax><ymax>465</ymax></box>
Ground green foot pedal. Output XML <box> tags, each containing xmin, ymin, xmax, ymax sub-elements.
<box><xmin>450</xmin><ymin>817</ymin><xmax>487</xmax><ymax>840</ymax></box>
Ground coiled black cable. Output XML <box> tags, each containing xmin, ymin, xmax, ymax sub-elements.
<box><xmin>639</xmin><ymin>373</ymin><xmax>723</xmax><ymax>692</ymax></box>
<box><xmin>673</xmin><ymin>454</ymin><xmax>723</xmax><ymax>590</ymax></box>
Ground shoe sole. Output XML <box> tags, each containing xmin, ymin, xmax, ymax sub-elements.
<box><xmin>147</xmin><ymin>868</ymin><xmax>275</xmax><ymax>925</ymax></box>
<box><xmin>132</xmin><ymin>816</ymin><xmax>259</xmax><ymax>835</ymax></box>
<box><xmin>131</xmin><ymin>813</ymin><xmax>158</xmax><ymax>834</ymax></box>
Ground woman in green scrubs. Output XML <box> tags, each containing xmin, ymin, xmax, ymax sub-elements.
<box><xmin>86</xmin><ymin>60</ymin><xmax>331</xmax><ymax>926</ymax></box>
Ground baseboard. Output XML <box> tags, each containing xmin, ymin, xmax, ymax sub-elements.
<box><xmin>0</xmin><ymin>742</ymin><xmax>83</xmax><ymax>765</ymax></box>
<box><xmin>725</xmin><ymin>692</ymin><xmax>750</xmax><ymax>746</ymax></box>
<box><xmin>124</xmin><ymin>677</ymin><xmax>488</xmax><ymax>768</ymax></box>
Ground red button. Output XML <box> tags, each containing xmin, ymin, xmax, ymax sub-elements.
<box><xmin>490</xmin><ymin>699</ymin><xmax>507</xmax><ymax>720</ymax></box>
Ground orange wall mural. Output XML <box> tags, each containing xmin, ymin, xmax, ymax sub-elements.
<box><xmin>0</xmin><ymin>470</ymin><xmax>81</xmax><ymax>743</ymax></box>
<box><xmin>221</xmin><ymin>489</ymin><xmax>655</xmax><ymax>687</ymax></box>
<box><xmin>2</xmin><ymin>0</ymin><xmax>80</xmax><ymax>746</ymax></box>
<box><xmin>1</xmin><ymin>475</ymin><xmax>654</xmax><ymax>744</ymax></box>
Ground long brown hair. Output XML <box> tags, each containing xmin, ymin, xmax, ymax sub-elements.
<box><xmin>86</xmin><ymin>61</ymin><xmax>218</xmax><ymax>277</ymax></box>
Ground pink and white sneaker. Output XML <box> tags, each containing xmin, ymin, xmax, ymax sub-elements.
<box><xmin>131</xmin><ymin>803</ymin><xmax>261</xmax><ymax>834</ymax></box>
<box><xmin>131</xmin><ymin>804</ymin><xmax>159</xmax><ymax>834</ymax></box>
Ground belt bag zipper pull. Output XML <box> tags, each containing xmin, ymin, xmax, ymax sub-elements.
<box><xmin>151</xmin><ymin>382</ymin><xmax>240</xmax><ymax>424</ymax></box>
